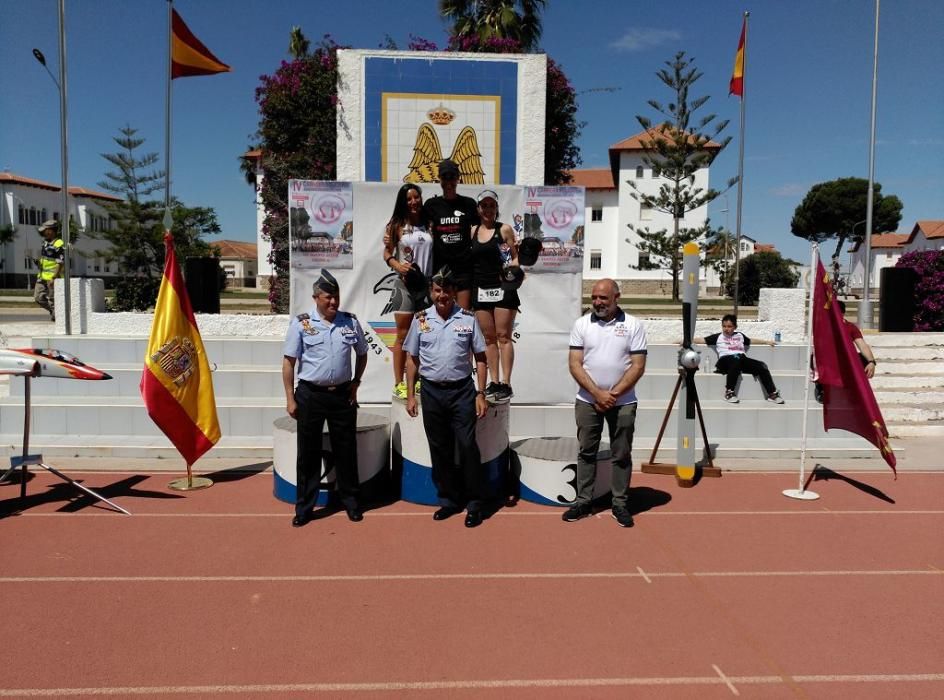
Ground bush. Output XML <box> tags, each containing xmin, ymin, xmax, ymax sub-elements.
<box><xmin>108</xmin><ymin>276</ymin><xmax>161</xmax><ymax>312</ymax></box>
<box><xmin>725</xmin><ymin>251</ymin><xmax>800</xmax><ymax>306</ymax></box>
<box><xmin>895</xmin><ymin>250</ymin><xmax>944</xmax><ymax>331</ymax></box>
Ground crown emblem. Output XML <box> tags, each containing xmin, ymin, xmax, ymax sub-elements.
<box><xmin>427</xmin><ymin>104</ymin><xmax>455</xmax><ymax>125</ymax></box>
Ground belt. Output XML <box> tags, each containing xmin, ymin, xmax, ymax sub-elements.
<box><xmin>420</xmin><ymin>376</ymin><xmax>472</xmax><ymax>390</ymax></box>
<box><xmin>299</xmin><ymin>379</ymin><xmax>351</xmax><ymax>392</ymax></box>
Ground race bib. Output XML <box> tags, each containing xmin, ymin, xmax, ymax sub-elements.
<box><xmin>477</xmin><ymin>287</ymin><xmax>504</xmax><ymax>303</ymax></box>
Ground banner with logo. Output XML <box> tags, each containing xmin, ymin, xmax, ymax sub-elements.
<box><xmin>289</xmin><ymin>182</ymin><xmax>581</xmax><ymax>404</ymax></box>
<box><xmin>514</xmin><ymin>186</ymin><xmax>585</xmax><ymax>274</ymax></box>
<box><xmin>288</xmin><ymin>180</ymin><xmax>354</xmax><ymax>269</ymax></box>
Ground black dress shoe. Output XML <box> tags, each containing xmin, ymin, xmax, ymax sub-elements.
<box><xmin>292</xmin><ymin>513</ymin><xmax>310</xmax><ymax>528</ymax></box>
<box><xmin>346</xmin><ymin>507</ymin><xmax>363</xmax><ymax>522</ymax></box>
<box><xmin>433</xmin><ymin>506</ymin><xmax>461</xmax><ymax>521</ymax></box>
<box><xmin>464</xmin><ymin>510</ymin><xmax>483</xmax><ymax>528</ymax></box>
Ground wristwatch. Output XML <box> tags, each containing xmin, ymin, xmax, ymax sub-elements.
<box><xmin>866</xmin><ymin>360</ymin><xmax>876</xmax><ymax>365</ymax></box>
<box><xmin>476</xmin><ymin>390</ymin><xmax>486</xmax><ymax>396</ymax></box>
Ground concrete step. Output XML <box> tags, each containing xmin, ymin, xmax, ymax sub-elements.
<box><xmin>867</xmin><ymin>333</ymin><xmax>944</xmax><ymax>348</ymax></box>
<box><xmin>872</xmin><ymin>374</ymin><xmax>944</xmax><ymax>389</ymax></box>
<box><xmin>872</xmin><ymin>389</ymin><xmax>944</xmax><ymax>404</ymax></box>
<box><xmin>886</xmin><ymin>421</ymin><xmax>944</xmax><ymax>438</ymax></box>
<box><xmin>875</xmin><ymin>346</ymin><xmax>944</xmax><ymax>361</ymax></box>
<box><xmin>883</xmin><ymin>404</ymin><xmax>944</xmax><ymax>422</ymax></box>
<box><xmin>874</xmin><ymin>361</ymin><xmax>944</xmax><ymax>376</ymax></box>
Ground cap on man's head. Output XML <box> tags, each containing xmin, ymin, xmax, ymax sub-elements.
<box><xmin>431</xmin><ymin>265</ymin><xmax>456</xmax><ymax>288</ymax></box>
<box><xmin>476</xmin><ymin>189</ymin><xmax>499</xmax><ymax>204</ymax></box>
<box><xmin>38</xmin><ymin>219</ymin><xmax>59</xmax><ymax>233</ymax></box>
<box><xmin>438</xmin><ymin>159</ymin><xmax>459</xmax><ymax>180</ymax></box>
<box><xmin>313</xmin><ymin>268</ymin><xmax>339</xmax><ymax>295</ymax></box>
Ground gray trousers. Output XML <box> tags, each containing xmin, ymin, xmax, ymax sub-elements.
<box><xmin>34</xmin><ymin>279</ymin><xmax>54</xmax><ymax>316</ymax></box>
<box><xmin>574</xmin><ymin>400</ymin><xmax>637</xmax><ymax>508</ymax></box>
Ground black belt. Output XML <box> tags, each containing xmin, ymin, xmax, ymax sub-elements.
<box><xmin>420</xmin><ymin>376</ymin><xmax>472</xmax><ymax>390</ymax></box>
<box><xmin>299</xmin><ymin>379</ymin><xmax>351</xmax><ymax>392</ymax></box>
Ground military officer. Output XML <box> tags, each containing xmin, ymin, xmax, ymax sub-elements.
<box><xmin>404</xmin><ymin>266</ymin><xmax>489</xmax><ymax>527</ymax></box>
<box><xmin>282</xmin><ymin>269</ymin><xmax>368</xmax><ymax>528</ymax></box>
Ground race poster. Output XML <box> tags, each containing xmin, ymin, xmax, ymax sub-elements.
<box><xmin>288</xmin><ymin>180</ymin><xmax>354</xmax><ymax>269</ymax></box>
<box><xmin>513</xmin><ymin>185</ymin><xmax>585</xmax><ymax>274</ymax></box>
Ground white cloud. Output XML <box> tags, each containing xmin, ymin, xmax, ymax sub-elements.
<box><xmin>610</xmin><ymin>28</ymin><xmax>682</xmax><ymax>52</ymax></box>
<box><xmin>770</xmin><ymin>183</ymin><xmax>807</xmax><ymax>197</ymax></box>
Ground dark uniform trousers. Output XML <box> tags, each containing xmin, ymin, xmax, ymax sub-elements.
<box><xmin>419</xmin><ymin>377</ymin><xmax>484</xmax><ymax>511</ymax></box>
<box><xmin>715</xmin><ymin>354</ymin><xmax>776</xmax><ymax>395</ymax></box>
<box><xmin>294</xmin><ymin>380</ymin><xmax>359</xmax><ymax>516</ymax></box>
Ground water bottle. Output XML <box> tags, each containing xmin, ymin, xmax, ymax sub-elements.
<box><xmin>774</xmin><ymin>330</ymin><xmax>782</xmax><ymax>345</ymax></box>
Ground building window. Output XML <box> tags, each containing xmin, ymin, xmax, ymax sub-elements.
<box><xmin>652</xmin><ymin>166</ymin><xmax>661</xmax><ymax>178</ymax></box>
<box><xmin>18</xmin><ymin>205</ymin><xmax>26</xmax><ymax>224</ymax></box>
<box><xmin>640</xmin><ymin>205</ymin><xmax>653</xmax><ymax>221</ymax></box>
<box><xmin>590</xmin><ymin>250</ymin><xmax>602</xmax><ymax>270</ymax></box>
<box><xmin>24</xmin><ymin>256</ymin><xmax>34</xmax><ymax>270</ymax></box>
<box><xmin>638</xmin><ymin>252</ymin><xmax>651</xmax><ymax>267</ymax></box>
<box><xmin>591</xmin><ymin>207</ymin><xmax>603</xmax><ymax>222</ymax></box>
<box><xmin>635</xmin><ymin>165</ymin><xmax>644</xmax><ymax>179</ymax></box>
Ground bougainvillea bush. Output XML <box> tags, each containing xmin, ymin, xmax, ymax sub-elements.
<box><xmin>895</xmin><ymin>249</ymin><xmax>944</xmax><ymax>331</ymax></box>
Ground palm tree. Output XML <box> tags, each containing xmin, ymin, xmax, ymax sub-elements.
<box><xmin>439</xmin><ymin>0</ymin><xmax>546</xmax><ymax>51</ymax></box>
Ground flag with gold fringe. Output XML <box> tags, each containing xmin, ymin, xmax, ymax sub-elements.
<box><xmin>812</xmin><ymin>259</ymin><xmax>896</xmax><ymax>474</ymax></box>
<box><xmin>141</xmin><ymin>233</ymin><xmax>221</xmax><ymax>465</ymax></box>
<box><xmin>171</xmin><ymin>8</ymin><xmax>230</xmax><ymax>79</ymax></box>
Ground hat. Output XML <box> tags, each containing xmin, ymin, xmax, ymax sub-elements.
<box><xmin>431</xmin><ymin>265</ymin><xmax>456</xmax><ymax>288</ymax></box>
<box><xmin>500</xmin><ymin>266</ymin><xmax>525</xmax><ymax>291</ymax></box>
<box><xmin>403</xmin><ymin>263</ymin><xmax>427</xmax><ymax>294</ymax></box>
<box><xmin>313</xmin><ymin>268</ymin><xmax>339</xmax><ymax>295</ymax></box>
<box><xmin>517</xmin><ymin>237</ymin><xmax>543</xmax><ymax>266</ymax></box>
<box><xmin>438</xmin><ymin>159</ymin><xmax>459</xmax><ymax>180</ymax></box>
<box><xmin>38</xmin><ymin>219</ymin><xmax>59</xmax><ymax>233</ymax></box>
<box><xmin>476</xmin><ymin>189</ymin><xmax>498</xmax><ymax>204</ymax></box>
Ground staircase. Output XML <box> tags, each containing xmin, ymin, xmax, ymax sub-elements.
<box><xmin>869</xmin><ymin>332</ymin><xmax>944</xmax><ymax>437</ymax></box>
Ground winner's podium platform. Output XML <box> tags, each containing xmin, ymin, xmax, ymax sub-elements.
<box><xmin>391</xmin><ymin>397</ymin><xmax>509</xmax><ymax>505</ymax></box>
<box><xmin>272</xmin><ymin>413</ymin><xmax>389</xmax><ymax>505</ymax></box>
<box><xmin>512</xmin><ymin>436</ymin><xmax>612</xmax><ymax>506</ymax></box>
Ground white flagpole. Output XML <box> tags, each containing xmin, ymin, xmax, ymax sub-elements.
<box><xmin>784</xmin><ymin>242</ymin><xmax>820</xmax><ymax>500</ymax></box>
<box><xmin>732</xmin><ymin>11</ymin><xmax>748</xmax><ymax>316</ymax></box>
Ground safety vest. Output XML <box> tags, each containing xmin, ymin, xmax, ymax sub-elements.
<box><xmin>39</xmin><ymin>238</ymin><xmax>64</xmax><ymax>281</ymax></box>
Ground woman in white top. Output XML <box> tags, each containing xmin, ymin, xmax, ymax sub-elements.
<box><xmin>382</xmin><ymin>183</ymin><xmax>434</xmax><ymax>399</ymax></box>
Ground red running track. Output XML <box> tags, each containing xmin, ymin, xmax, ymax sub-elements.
<box><xmin>1</xmin><ymin>468</ymin><xmax>942</xmax><ymax>699</ymax></box>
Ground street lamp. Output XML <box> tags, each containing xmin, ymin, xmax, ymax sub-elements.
<box><xmin>31</xmin><ymin>0</ymin><xmax>72</xmax><ymax>334</ymax></box>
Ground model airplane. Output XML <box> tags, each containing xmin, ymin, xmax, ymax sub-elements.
<box><xmin>0</xmin><ymin>348</ymin><xmax>112</xmax><ymax>380</ymax></box>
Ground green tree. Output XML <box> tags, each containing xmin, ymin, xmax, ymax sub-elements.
<box><xmin>628</xmin><ymin>51</ymin><xmax>736</xmax><ymax>301</ymax></box>
<box><xmin>439</xmin><ymin>0</ymin><xmax>546</xmax><ymax>51</ymax></box>
<box><xmin>790</xmin><ymin>177</ymin><xmax>903</xmax><ymax>260</ymax></box>
<box><xmin>724</xmin><ymin>251</ymin><xmax>799</xmax><ymax>306</ymax></box>
<box><xmin>95</xmin><ymin>126</ymin><xmax>220</xmax><ymax>309</ymax></box>
<box><xmin>704</xmin><ymin>226</ymin><xmax>736</xmax><ymax>296</ymax></box>
<box><xmin>288</xmin><ymin>26</ymin><xmax>311</xmax><ymax>58</ymax></box>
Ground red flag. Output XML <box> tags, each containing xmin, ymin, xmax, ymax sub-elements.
<box><xmin>171</xmin><ymin>9</ymin><xmax>230</xmax><ymax>79</ymax></box>
<box><xmin>729</xmin><ymin>18</ymin><xmax>746</xmax><ymax>97</ymax></box>
<box><xmin>140</xmin><ymin>233</ymin><xmax>221</xmax><ymax>465</ymax></box>
<box><xmin>812</xmin><ymin>259</ymin><xmax>896</xmax><ymax>473</ymax></box>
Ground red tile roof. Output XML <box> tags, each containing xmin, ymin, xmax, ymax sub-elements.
<box><xmin>566</xmin><ymin>168</ymin><xmax>615</xmax><ymax>190</ymax></box>
<box><xmin>609</xmin><ymin>128</ymin><xmax>722</xmax><ymax>152</ymax></box>
<box><xmin>211</xmin><ymin>240</ymin><xmax>257</xmax><ymax>259</ymax></box>
<box><xmin>849</xmin><ymin>232</ymin><xmax>908</xmax><ymax>252</ymax></box>
<box><xmin>754</xmin><ymin>243</ymin><xmax>777</xmax><ymax>253</ymax></box>
<box><xmin>0</xmin><ymin>172</ymin><xmax>121</xmax><ymax>201</ymax></box>
<box><xmin>243</xmin><ymin>148</ymin><xmax>262</xmax><ymax>159</ymax></box>
<box><xmin>907</xmin><ymin>220</ymin><xmax>944</xmax><ymax>243</ymax></box>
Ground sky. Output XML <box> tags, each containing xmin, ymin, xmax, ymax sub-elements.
<box><xmin>3</xmin><ymin>0</ymin><xmax>942</xmax><ymax>265</ymax></box>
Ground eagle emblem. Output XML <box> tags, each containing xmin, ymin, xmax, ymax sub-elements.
<box><xmin>151</xmin><ymin>337</ymin><xmax>198</xmax><ymax>387</ymax></box>
<box><xmin>403</xmin><ymin>123</ymin><xmax>485</xmax><ymax>184</ymax></box>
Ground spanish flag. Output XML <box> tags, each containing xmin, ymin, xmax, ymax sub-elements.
<box><xmin>729</xmin><ymin>17</ymin><xmax>746</xmax><ymax>97</ymax></box>
<box><xmin>171</xmin><ymin>8</ymin><xmax>230</xmax><ymax>79</ymax></box>
<box><xmin>140</xmin><ymin>233</ymin><xmax>221</xmax><ymax>465</ymax></box>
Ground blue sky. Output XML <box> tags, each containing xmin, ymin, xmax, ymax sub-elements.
<box><xmin>3</xmin><ymin>0</ymin><xmax>942</xmax><ymax>264</ymax></box>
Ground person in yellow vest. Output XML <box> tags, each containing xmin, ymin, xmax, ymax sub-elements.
<box><xmin>34</xmin><ymin>219</ymin><xmax>64</xmax><ymax>321</ymax></box>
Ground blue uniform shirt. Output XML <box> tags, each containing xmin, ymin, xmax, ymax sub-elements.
<box><xmin>404</xmin><ymin>303</ymin><xmax>485</xmax><ymax>382</ymax></box>
<box><xmin>283</xmin><ymin>308</ymin><xmax>368</xmax><ymax>385</ymax></box>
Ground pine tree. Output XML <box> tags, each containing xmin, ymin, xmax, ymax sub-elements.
<box><xmin>629</xmin><ymin>52</ymin><xmax>735</xmax><ymax>300</ymax></box>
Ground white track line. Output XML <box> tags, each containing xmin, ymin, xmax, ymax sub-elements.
<box><xmin>636</xmin><ymin>566</ymin><xmax>652</xmax><ymax>584</ymax></box>
<box><xmin>1</xmin><ymin>673</ymin><xmax>943</xmax><ymax>696</ymax></box>
<box><xmin>0</xmin><ymin>568</ymin><xmax>940</xmax><ymax>584</ymax></box>
<box><xmin>712</xmin><ymin>664</ymin><xmax>740</xmax><ymax>696</ymax></box>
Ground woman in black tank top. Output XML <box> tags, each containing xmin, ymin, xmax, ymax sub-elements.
<box><xmin>471</xmin><ymin>190</ymin><xmax>520</xmax><ymax>402</ymax></box>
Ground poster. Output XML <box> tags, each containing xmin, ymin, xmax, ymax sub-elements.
<box><xmin>513</xmin><ymin>186</ymin><xmax>585</xmax><ymax>274</ymax></box>
<box><xmin>288</xmin><ymin>180</ymin><xmax>354</xmax><ymax>269</ymax></box>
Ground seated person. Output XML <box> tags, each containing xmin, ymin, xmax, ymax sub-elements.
<box><xmin>694</xmin><ymin>314</ymin><xmax>784</xmax><ymax>404</ymax></box>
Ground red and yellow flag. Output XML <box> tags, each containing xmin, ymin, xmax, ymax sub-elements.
<box><xmin>140</xmin><ymin>233</ymin><xmax>221</xmax><ymax>465</ymax></box>
<box><xmin>729</xmin><ymin>18</ymin><xmax>746</xmax><ymax>97</ymax></box>
<box><xmin>171</xmin><ymin>8</ymin><xmax>230</xmax><ymax>79</ymax></box>
<box><xmin>812</xmin><ymin>259</ymin><xmax>896</xmax><ymax>474</ymax></box>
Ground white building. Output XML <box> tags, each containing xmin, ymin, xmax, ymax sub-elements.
<box><xmin>848</xmin><ymin>220</ymin><xmax>944</xmax><ymax>295</ymax></box>
<box><xmin>0</xmin><ymin>172</ymin><xmax>120</xmax><ymax>288</ymax></box>
<box><xmin>569</xmin><ymin>129</ymin><xmax>718</xmax><ymax>294</ymax></box>
<box><xmin>211</xmin><ymin>239</ymin><xmax>258</xmax><ymax>288</ymax></box>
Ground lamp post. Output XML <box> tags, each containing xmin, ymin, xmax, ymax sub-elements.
<box><xmin>31</xmin><ymin>0</ymin><xmax>71</xmax><ymax>335</ymax></box>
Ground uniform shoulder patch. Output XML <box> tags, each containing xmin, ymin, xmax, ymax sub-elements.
<box><xmin>414</xmin><ymin>310</ymin><xmax>427</xmax><ymax>320</ymax></box>
<box><xmin>296</xmin><ymin>313</ymin><xmax>310</xmax><ymax>321</ymax></box>
<box><xmin>460</xmin><ymin>308</ymin><xmax>474</xmax><ymax>316</ymax></box>
<box><xmin>348</xmin><ymin>312</ymin><xmax>357</xmax><ymax>320</ymax></box>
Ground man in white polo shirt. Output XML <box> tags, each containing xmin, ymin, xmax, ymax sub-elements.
<box><xmin>564</xmin><ymin>278</ymin><xmax>647</xmax><ymax>527</ymax></box>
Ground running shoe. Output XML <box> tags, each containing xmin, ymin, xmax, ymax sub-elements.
<box><xmin>392</xmin><ymin>382</ymin><xmax>407</xmax><ymax>400</ymax></box>
<box><xmin>766</xmin><ymin>391</ymin><xmax>785</xmax><ymax>405</ymax></box>
<box><xmin>484</xmin><ymin>382</ymin><xmax>501</xmax><ymax>400</ymax></box>
<box><xmin>495</xmin><ymin>383</ymin><xmax>514</xmax><ymax>401</ymax></box>
<box><xmin>724</xmin><ymin>390</ymin><xmax>740</xmax><ymax>404</ymax></box>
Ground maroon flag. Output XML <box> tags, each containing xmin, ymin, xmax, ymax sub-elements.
<box><xmin>812</xmin><ymin>259</ymin><xmax>896</xmax><ymax>473</ymax></box>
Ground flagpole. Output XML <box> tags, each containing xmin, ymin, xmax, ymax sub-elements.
<box><xmin>783</xmin><ymin>243</ymin><xmax>820</xmax><ymax>500</ymax></box>
<box><xmin>163</xmin><ymin>0</ymin><xmax>174</xmax><ymax>234</ymax></box>
<box><xmin>858</xmin><ymin>0</ymin><xmax>880</xmax><ymax>329</ymax></box>
<box><xmin>732</xmin><ymin>10</ymin><xmax>748</xmax><ymax>316</ymax></box>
